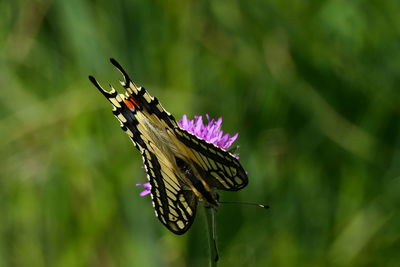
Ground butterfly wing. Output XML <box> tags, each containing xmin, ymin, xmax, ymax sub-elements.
<box><xmin>89</xmin><ymin>59</ymin><xmax>197</xmax><ymax>234</ymax></box>
<box><xmin>140</xmin><ymin>146</ymin><xmax>198</xmax><ymax>234</ymax></box>
<box><xmin>174</xmin><ymin>127</ymin><xmax>248</xmax><ymax>191</ymax></box>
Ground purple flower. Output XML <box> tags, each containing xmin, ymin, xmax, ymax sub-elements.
<box><xmin>136</xmin><ymin>183</ymin><xmax>151</xmax><ymax>196</ymax></box>
<box><xmin>178</xmin><ymin>114</ymin><xmax>239</xmax><ymax>150</ymax></box>
<box><xmin>137</xmin><ymin>115</ymin><xmax>239</xmax><ymax>197</ymax></box>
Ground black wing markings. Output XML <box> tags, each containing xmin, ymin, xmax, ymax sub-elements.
<box><xmin>89</xmin><ymin>61</ymin><xmax>198</xmax><ymax>235</ymax></box>
<box><xmin>109</xmin><ymin>58</ymin><xmax>178</xmax><ymax>129</ymax></box>
<box><xmin>89</xmin><ymin>75</ymin><xmax>146</xmax><ymax>149</ymax></box>
<box><xmin>175</xmin><ymin>127</ymin><xmax>248</xmax><ymax>191</ymax></box>
<box><xmin>142</xmin><ymin>149</ymin><xmax>197</xmax><ymax>234</ymax></box>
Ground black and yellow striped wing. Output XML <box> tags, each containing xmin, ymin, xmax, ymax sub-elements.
<box><xmin>89</xmin><ymin>59</ymin><xmax>248</xmax><ymax>234</ymax></box>
<box><xmin>174</xmin><ymin>127</ymin><xmax>248</xmax><ymax>191</ymax></box>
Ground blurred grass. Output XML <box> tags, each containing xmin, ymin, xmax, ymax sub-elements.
<box><xmin>1</xmin><ymin>0</ymin><xmax>400</xmax><ymax>266</ymax></box>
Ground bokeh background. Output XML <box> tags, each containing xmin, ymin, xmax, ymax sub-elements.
<box><xmin>1</xmin><ymin>0</ymin><xmax>400</xmax><ymax>266</ymax></box>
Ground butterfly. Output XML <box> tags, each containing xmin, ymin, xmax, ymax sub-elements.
<box><xmin>89</xmin><ymin>59</ymin><xmax>248</xmax><ymax>235</ymax></box>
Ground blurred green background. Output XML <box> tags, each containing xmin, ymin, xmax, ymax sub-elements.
<box><xmin>1</xmin><ymin>0</ymin><xmax>400</xmax><ymax>266</ymax></box>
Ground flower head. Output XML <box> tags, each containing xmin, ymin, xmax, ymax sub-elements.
<box><xmin>137</xmin><ymin>114</ymin><xmax>239</xmax><ymax>197</ymax></box>
<box><xmin>178</xmin><ymin>114</ymin><xmax>239</xmax><ymax>150</ymax></box>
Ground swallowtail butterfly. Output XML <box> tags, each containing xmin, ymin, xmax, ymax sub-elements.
<box><xmin>89</xmin><ymin>59</ymin><xmax>248</xmax><ymax>234</ymax></box>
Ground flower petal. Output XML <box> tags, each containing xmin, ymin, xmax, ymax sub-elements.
<box><xmin>136</xmin><ymin>183</ymin><xmax>151</xmax><ymax>196</ymax></box>
<box><xmin>178</xmin><ymin>114</ymin><xmax>239</xmax><ymax>153</ymax></box>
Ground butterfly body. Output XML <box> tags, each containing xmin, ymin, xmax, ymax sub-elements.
<box><xmin>89</xmin><ymin>59</ymin><xmax>248</xmax><ymax>234</ymax></box>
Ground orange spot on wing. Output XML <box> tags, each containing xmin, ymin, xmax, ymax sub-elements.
<box><xmin>124</xmin><ymin>99</ymin><xmax>134</xmax><ymax>110</ymax></box>
<box><xmin>124</xmin><ymin>96</ymin><xmax>140</xmax><ymax>111</ymax></box>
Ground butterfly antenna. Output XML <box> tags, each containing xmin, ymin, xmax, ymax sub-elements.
<box><xmin>219</xmin><ymin>201</ymin><xmax>270</xmax><ymax>210</ymax></box>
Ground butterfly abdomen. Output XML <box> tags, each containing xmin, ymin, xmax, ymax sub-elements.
<box><xmin>175</xmin><ymin>157</ymin><xmax>219</xmax><ymax>208</ymax></box>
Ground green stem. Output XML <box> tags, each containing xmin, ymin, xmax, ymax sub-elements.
<box><xmin>204</xmin><ymin>205</ymin><xmax>219</xmax><ymax>267</ymax></box>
